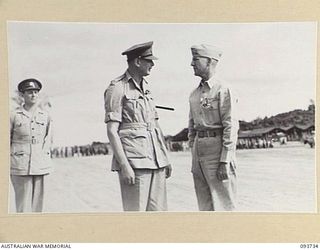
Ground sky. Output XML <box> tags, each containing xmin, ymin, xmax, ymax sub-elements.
<box><xmin>7</xmin><ymin>22</ymin><xmax>317</xmax><ymax>146</ymax></box>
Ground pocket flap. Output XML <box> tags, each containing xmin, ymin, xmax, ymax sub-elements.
<box><xmin>35</xmin><ymin>117</ymin><xmax>46</xmax><ymax>125</ymax></box>
<box><xmin>119</xmin><ymin>129</ymin><xmax>147</xmax><ymax>139</ymax></box>
<box><xmin>124</xmin><ymin>94</ymin><xmax>142</xmax><ymax>100</ymax></box>
<box><xmin>11</xmin><ymin>143</ymin><xmax>30</xmax><ymax>155</ymax></box>
<box><xmin>209</xmin><ymin>98</ymin><xmax>219</xmax><ymax>109</ymax></box>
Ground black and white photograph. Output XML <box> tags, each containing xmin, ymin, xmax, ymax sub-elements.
<box><xmin>7</xmin><ymin>21</ymin><xmax>316</xmax><ymax>213</ymax></box>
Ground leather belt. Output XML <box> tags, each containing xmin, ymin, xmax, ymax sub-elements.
<box><xmin>197</xmin><ymin>130</ymin><xmax>222</xmax><ymax>138</ymax></box>
<box><xmin>11</xmin><ymin>138</ymin><xmax>41</xmax><ymax>144</ymax></box>
<box><xmin>120</xmin><ymin>122</ymin><xmax>155</xmax><ymax>131</ymax></box>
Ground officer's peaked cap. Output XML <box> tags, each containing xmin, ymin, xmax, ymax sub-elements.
<box><xmin>18</xmin><ymin>78</ymin><xmax>42</xmax><ymax>92</ymax></box>
<box><xmin>122</xmin><ymin>41</ymin><xmax>158</xmax><ymax>61</ymax></box>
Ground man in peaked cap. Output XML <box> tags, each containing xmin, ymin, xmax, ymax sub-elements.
<box><xmin>10</xmin><ymin>78</ymin><xmax>53</xmax><ymax>212</ymax></box>
<box><xmin>18</xmin><ymin>78</ymin><xmax>42</xmax><ymax>92</ymax></box>
<box><xmin>104</xmin><ymin>42</ymin><xmax>172</xmax><ymax>211</ymax></box>
<box><xmin>188</xmin><ymin>44</ymin><xmax>239</xmax><ymax>211</ymax></box>
<box><xmin>121</xmin><ymin>41</ymin><xmax>158</xmax><ymax>61</ymax></box>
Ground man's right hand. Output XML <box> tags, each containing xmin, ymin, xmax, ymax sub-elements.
<box><xmin>107</xmin><ymin>122</ymin><xmax>136</xmax><ymax>185</ymax></box>
<box><xmin>120</xmin><ymin>166</ymin><xmax>135</xmax><ymax>185</ymax></box>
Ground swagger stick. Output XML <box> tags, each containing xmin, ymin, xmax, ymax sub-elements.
<box><xmin>155</xmin><ymin>105</ymin><xmax>175</xmax><ymax>111</ymax></box>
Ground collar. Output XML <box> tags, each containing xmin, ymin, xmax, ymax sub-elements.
<box><xmin>16</xmin><ymin>105</ymin><xmax>43</xmax><ymax>118</ymax></box>
<box><xmin>200</xmin><ymin>77</ymin><xmax>217</xmax><ymax>89</ymax></box>
<box><xmin>125</xmin><ymin>70</ymin><xmax>148</xmax><ymax>93</ymax></box>
<box><xmin>199</xmin><ymin>77</ymin><xmax>217</xmax><ymax>89</ymax></box>
<box><xmin>207</xmin><ymin>77</ymin><xmax>216</xmax><ymax>89</ymax></box>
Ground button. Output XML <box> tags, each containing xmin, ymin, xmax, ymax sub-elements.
<box><xmin>32</xmin><ymin>136</ymin><xmax>35</xmax><ymax>138</ymax></box>
<box><xmin>32</xmin><ymin>128</ymin><xmax>34</xmax><ymax>130</ymax></box>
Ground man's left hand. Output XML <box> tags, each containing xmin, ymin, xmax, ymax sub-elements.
<box><xmin>165</xmin><ymin>164</ymin><xmax>172</xmax><ymax>178</ymax></box>
<box><xmin>216</xmin><ymin>162</ymin><xmax>230</xmax><ymax>181</ymax></box>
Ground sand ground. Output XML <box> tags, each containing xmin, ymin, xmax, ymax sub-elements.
<box><xmin>9</xmin><ymin>141</ymin><xmax>316</xmax><ymax>213</ymax></box>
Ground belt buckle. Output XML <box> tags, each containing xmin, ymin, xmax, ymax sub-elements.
<box><xmin>198</xmin><ymin>131</ymin><xmax>205</xmax><ymax>138</ymax></box>
<box><xmin>146</xmin><ymin>122</ymin><xmax>152</xmax><ymax>131</ymax></box>
<box><xmin>31</xmin><ymin>138</ymin><xmax>37</xmax><ymax>144</ymax></box>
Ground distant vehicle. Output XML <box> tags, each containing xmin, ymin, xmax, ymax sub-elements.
<box><xmin>304</xmin><ymin>131</ymin><xmax>315</xmax><ymax>148</ymax></box>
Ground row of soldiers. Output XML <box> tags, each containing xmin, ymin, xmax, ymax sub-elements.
<box><xmin>237</xmin><ymin>138</ymin><xmax>274</xmax><ymax>149</ymax></box>
<box><xmin>51</xmin><ymin>143</ymin><xmax>109</xmax><ymax>158</ymax></box>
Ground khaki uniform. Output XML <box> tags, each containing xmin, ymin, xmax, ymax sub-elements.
<box><xmin>189</xmin><ymin>78</ymin><xmax>239</xmax><ymax>211</ymax></box>
<box><xmin>104</xmin><ymin>70</ymin><xmax>170</xmax><ymax>211</ymax></box>
<box><xmin>10</xmin><ymin>106</ymin><xmax>53</xmax><ymax>212</ymax></box>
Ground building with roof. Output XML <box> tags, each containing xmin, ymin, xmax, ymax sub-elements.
<box><xmin>165</xmin><ymin>123</ymin><xmax>315</xmax><ymax>151</ymax></box>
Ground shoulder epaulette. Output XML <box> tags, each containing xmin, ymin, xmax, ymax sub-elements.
<box><xmin>111</xmin><ymin>74</ymin><xmax>126</xmax><ymax>84</ymax></box>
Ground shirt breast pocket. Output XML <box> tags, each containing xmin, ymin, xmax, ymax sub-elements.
<box><xmin>35</xmin><ymin>117</ymin><xmax>47</xmax><ymax>135</ymax></box>
<box><xmin>13</xmin><ymin>117</ymin><xmax>29</xmax><ymax>136</ymax></box>
<box><xmin>123</xmin><ymin>94</ymin><xmax>138</xmax><ymax>115</ymax></box>
<box><xmin>123</xmin><ymin>94</ymin><xmax>145</xmax><ymax>119</ymax></box>
<box><xmin>201</xmin><ymin>98</ymin><xmax>220</xmax><ymax>124</ymax></box>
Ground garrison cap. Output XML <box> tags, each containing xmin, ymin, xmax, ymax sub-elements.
<box><xmin>122</xmin><ymin>41</ymin><xmax>158</xmax><ymax>61</ymax></box>
<box><xmin>191</xmin><ymin>44</ymin><xmax>223</xmax><ymax>61</ymax></box>
<box><xmin>18</xmin><ymin>78</ymin><xmax>42</xmax><ymax>92</ymax></box>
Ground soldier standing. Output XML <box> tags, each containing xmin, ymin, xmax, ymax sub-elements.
<box><xmin>188</xmin><ymin>44</ymin><xmax>239</xmax><ymax>211</ymax></box>
<box><xmin>10</xmin><ymin>79</ymin><xmax>53</xmax><ymax>212</ymax></box>
<box><xmin>104</xmin><ymin>41</ymin><xmax>172</xmax><ymax>211</ymax></box>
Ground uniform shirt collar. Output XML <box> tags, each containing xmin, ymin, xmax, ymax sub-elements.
<box><xmin>125</xmin><ymin>70</ymin><xmax>149</xmax><ymax>93</ymax></box>
<box><xmin>17</xmin><ymin>105</ymin><xmax>43</xmax><ymax>118</ymax></box>
<box><xmin>207</xmin><ymin>77</ymin><xmax>216</xmax><ymax>89</ymax></box>
<box><xmin>200</xmin><ymin>76</ymin><xmax>217</xmax><ymax>89</ymax></box>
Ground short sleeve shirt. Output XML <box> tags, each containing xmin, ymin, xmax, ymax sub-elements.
<box><xmin>189</xmin><ymin>77</ymin><xmax>239</xmax><ymax>163</ymax></box>
<box><xmin>10</xmin><ymin>106</ymin><xmax>53</xmax><ymax>175</ymax></box>
<box><xmin>104</xmin><ymin>70</ymin><xmax>169</xmax><ymax>170</ymax></box>
<box><xmin>104</xmin><ymin>71</ymin><xmax>159</xmax><ymax>124</ymax></box>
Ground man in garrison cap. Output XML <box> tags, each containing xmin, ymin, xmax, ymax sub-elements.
<box><xmin>104</xmin><ymin>42</ymin><xmax>172</xmax><ymax>211</ymax></box>
<box><xmin>188</xmin><ymin>44</ymin><xmax>239</xmax><ymax>211</ymax></box>
<box><xmin>10</xmin><ymin>78</ymin><xmax>53</xmax><ymax>213</ymax></box>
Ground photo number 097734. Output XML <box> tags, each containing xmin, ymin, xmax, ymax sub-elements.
<box><xmin>300</xmin><ymin>244</ymin><xmax>319</xmax><ymax>249</ymax></box>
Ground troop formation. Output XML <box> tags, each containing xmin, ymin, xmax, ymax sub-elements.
<box><xmin>10</xmin><ymin>41</ymin><xmax>239</xmax><ymax>213</ymax></box>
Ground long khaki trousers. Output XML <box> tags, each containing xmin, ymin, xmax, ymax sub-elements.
<box><xmin>10</xmin><ymin>175</ymin><xmax>45</xmax><ymax>213</ymax></box>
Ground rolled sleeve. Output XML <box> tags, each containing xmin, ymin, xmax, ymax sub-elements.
<box><xmin>218</xmin><ymin>87</ymin><xmax>239</xmax><ymax>163</ymax></box>
<box><xmin>104</xmin><ymin>83</ymin><xmax>124</xmax><ymax>123</ymax></box>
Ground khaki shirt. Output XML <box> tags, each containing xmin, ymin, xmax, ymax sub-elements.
<box><xmin>104</xmin><ymin>70</ymin><xmax>170</xmax><ymax>171</ymax></box>
<box><xmin>10</xmin><ymin>106</ymin><xmax>53</xmax><ymax>175</ymax></box>
<box><xmin>188</xmin><ymin>77</ymin><xmax>239</xmax><ymax>163</ymax></box>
